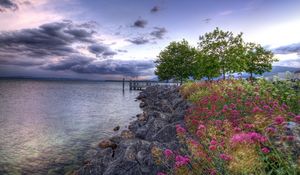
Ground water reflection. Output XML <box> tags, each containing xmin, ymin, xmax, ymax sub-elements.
<box><xmin>0</xmin><ymin>80</ymin><xmax>141</xmax><ymax>175</ymax></box>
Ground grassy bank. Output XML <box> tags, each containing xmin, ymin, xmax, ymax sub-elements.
<box><xmin>155</xmin><ymin>79</ymin><xmax>300</xmax><ymax>175</ymax></box>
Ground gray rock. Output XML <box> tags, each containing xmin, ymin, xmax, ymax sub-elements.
<box><xmin>113</xmin><ymin>125</ymin><xmax>120</xmax><ymax>131</ymax></box>
<box><xmin>151</xmin><ymin>124</ymin><xmax>177</xmax><ymax>142</ymax></box>
<box><xmin>76</xmin><ymin>86</ymin><xmax>186</xmax><ymax>175</ymax></box>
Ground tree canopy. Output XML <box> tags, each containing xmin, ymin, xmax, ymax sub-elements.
<box><xmin>155</xmin><ymin>28</ymin><xmax>277</xmax><ymax>82</ymax></box>
<box><xmin>155</xmin><ymin>39</ymin><xmax>196</xmax><ymax>84</ymax></box>
<box><xmin>242</xmin><ymin>42</ymin><xmax>277</xmax><ymax>79</ymax></box>
<box><xmin>198</xmin><ymin>27</ymin><xmax>244</xmax><ymax>79</ymax></box>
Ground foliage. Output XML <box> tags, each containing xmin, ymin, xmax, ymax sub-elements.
<box><xmin>154</xmin><ymin>80</ymin><xmax>300</xmax><ymax>175</ymax></box>
<box><xmin>155</xmin><ymin>28</ymin><xmax>278</xmax><ymax>81</ymax></box>
<box><xmin>193</xmin><ymin>52</ymin><xmax>220</xmax><ymax>80</ymax></box>
<box><xmin>155</xmin><ymin>39</ymin><xmax>197</xmax><ymax>84</ymax></box>
<box><xmin>242</xmin><ymin>42</ymin><xmax>277</xmax><ymax>78</ymax></box>
<box><xmin>197</xmin><ymin>28</ymin><xmax>244</xmax><ymax>79</ymax></box>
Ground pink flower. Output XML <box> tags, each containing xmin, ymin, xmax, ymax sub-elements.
<box><xmin>176</xmin><ymin>124</ymin><xmax>186</xmax><ymax>134</ymax></box>
<box><xmin>214</xmin><ymin>120</ymin><xmax>222</xmax><ymax>126</ymax></box>
<box><xmin>175</xmin><ymin>155</ymin><xmax>190</xmax><ymax>168</ymax></box>
<box><xmin>261</xmin><ymin>147</ymin><xmax>270</xmax><ymax>154</ymax></box>
<box><xmin>234</xmin><ymin>127</ymin><xmax>241</xmax><ymax>132</ymax></box>
<box><xmin>244</xmin><ymin>123</ymin><xmax>254</xmax><ymax>129</ymax></box>
<box><xmin>219</xmin><ymin>153</ymin><xmax>232</xmax><ymax>161</ymax></box>
<box><xmin>252</xmin><ymin>106</ymin><xmax>262</xmax><ymax>113</ymax></box>
<box><xmin>231</xmin><ymin>132</ymin><xmax>265</xmax><ymax>144</ymax></box>
<box><xmin>265</xmin><ymin>127</ymin><xmax>276</xmax><ymax>134</ymax></box>
<box><xmin>164</xmin><ymin>149</ymin><xmax>173</xmax><ymax>158</ymax></box>
<box><xmin>294</xmin><ymin>115</ymin><xmax>300</xmax><ymax>123</ymax></box>
<box><xmin>222</xmin><ymin>105</ymin><xmax>228</xmax><ymax>112</ymax></box>
<box><xmin>157</xmin><ymin>172</ymin><xmax>167</xmax><ymax>175</ymax></box>
<box><xmin>209</xmin><ymin>145</ymin><xmax>217</xmax><ymax>151</ymax></box>
<box><xmin>274</xmin><ymin>116</ymin><xmax>285</xmax><ymax>125</ymax></box>
<box><xmin>210</xmin><ymin>139</ymin><xmax>218</xmax><ymax>145</ymax></box>
<box><xmin>197</xmin><ymin>124</ymin><xmax>206</xmax><ymax>130</ymax></box>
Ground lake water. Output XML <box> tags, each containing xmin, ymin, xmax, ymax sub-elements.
<box><xmin>0</xmin><ymin>79</ymin><xmax>141</xmax><ymax>175</ymax></box>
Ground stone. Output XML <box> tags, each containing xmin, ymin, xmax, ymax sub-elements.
<box><xmin>151</xmin><ymin>124</ymin><xmax>177</xmax><ymax>142</ymax></box>
<box><xmin>98</xmin><ymin>139</ymin><xmax>117</xmax><ymax>149</ymax></box>
<box><xmin>76</xmin><ymin>86</ymin><xmax>186</xmax><ymax>175</ymax></box>
<box><xmin>121</xmin><ymin>130</ymin><xmax>135</xmax><ymax>139</ymax></box>
<box><xmin>139</xmin><ymin>101</ymin><xmax>147</xmax><ymax>108</ymax></box>
<box><xmin>113</xmin><ymin>125</ymin><xmax>120</xmax><ymax>131</ymax></box>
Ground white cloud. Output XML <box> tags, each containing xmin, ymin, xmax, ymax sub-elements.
<box><xmin>0</xmin><ymin>0</ymin><xmax>63</xmax><ymax>31</ymax></box>
<box><xmin>219</xmin><ymin>10</ymin><xmax>233</xmax><ymax>16</ymax></box>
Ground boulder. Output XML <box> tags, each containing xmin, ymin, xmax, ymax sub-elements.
<box><xmin>98</xmin><ymin>139</ymin><xmax>117</xmax><ymax>150</ymax></box>
<box><xmin>121</xmin><ymin>130</ymin><xmax>135</xmax><ymax>139</ymax></box>
<box><xmin>113</xmin><ymin>125</ymin><xmax>120</xmax><ymax>131</ymax></box>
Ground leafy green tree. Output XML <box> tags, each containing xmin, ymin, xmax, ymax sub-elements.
<box><xmin>193</xmin><ymin>51</ymin><xmax>220</xmax><ymax>81</ymax></box>
<box><xmin>198</xmin><ymin>28</ymin><xmax>244</xmax><ymax>79</ymax></box>
<box><xmin>243</xmin><ymin>42</ymin><xmax>277</xmax><ymax>79</ymax></box>
<box><xmin>155</xmin><ymin>39</ymin><xmax>196</xmax><ymax>84</ymax></box>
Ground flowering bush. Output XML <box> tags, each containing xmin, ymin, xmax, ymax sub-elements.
<box><xmin>154</xmin><ymin>79</ymin><xmax>299</xmax><ymax>175</ymax></box>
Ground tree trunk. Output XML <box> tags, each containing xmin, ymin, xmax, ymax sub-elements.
<box><xmin>222</xmin><ymin>66</ymin><xmax>226</xmax><ymax>80</ymax></box>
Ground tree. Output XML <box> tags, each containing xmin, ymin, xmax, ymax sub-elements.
<box><xmin>198</xmin><ymin>28</ymin><xmax>244</xmax><ymax>79</ymax></box>
<box><xmin>193</xmin><ymin>51</ymin><xmax>220</xmax><ymax>81</ymax></box>
<box><xmin>243</xmin><ymin>42</ymin><xmax>277</xmax><ymax>79</ymax></box>
<box><xmin>155</xmin><ymin>39</ymin><xmax>196</xmax><ymax>84</ymax></box>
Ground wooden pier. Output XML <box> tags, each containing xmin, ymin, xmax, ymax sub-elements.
<box><xmin>129</xmin><ymin>80</ymin><xmax>158</xmax><ymax>90</ymax></box>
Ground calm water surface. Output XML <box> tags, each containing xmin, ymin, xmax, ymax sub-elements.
<box><xmin>0</xmin><ymin>79</ymin><xmax>141</xmax><ymax>175</ymax></box>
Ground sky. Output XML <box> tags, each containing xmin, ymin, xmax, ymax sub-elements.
<box><xmin>0</xmin><ymin>0</ymin><xmax>300</xmax><ymax>80</ymax></box>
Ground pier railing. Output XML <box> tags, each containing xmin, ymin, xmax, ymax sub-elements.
<box><xmin>129</xmin><ymin>80</ymin><xmax>159</xmax><ymax>90</ymax></box>
<box><xmin>121</xmin><ymin>78</ymin><xmax>178</xmax><ymax>91</ymax></box>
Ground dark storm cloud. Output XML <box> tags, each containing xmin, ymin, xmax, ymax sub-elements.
<box><xmin>127</xmin><ymin>37</ymin><xmax>149</xmax><ymax>45</ymax></box>
<box><xmin>0</xmin><ymin>0</ymin><xmax>18</xmax><ymax>12</ymax></box>
<box><xmin>133</xmin><ymin>19</ymin><xmax>148</xmax><ymax>28</ymax></box>
<box><xmin>0</xmin><ymin>21</ymin><xmax>96</xmax><ymax>62</ymax></box>
<box><xmin>0</xmin><ymin>54</ymin><xmax>44</xmax><ymax>66</ymax></box>
<box><xmin>77</xmin><ymin>20</ymin><xmax>98</xmax><ymax>29</ymax></box>
<box><xmin>43</xmin><ymin>57</ymin><xmax>155</xmax><ymax>77</ymax></box>
<box><xmin>273</xmin><ymin>43</ymin><xmax>300</xmax><ymax>54</ymax></box>
<box><xmin>69</xmin><ymin>59</ymin><xmax>155</xmax><ymax>76</ymax></box>
<box><xmin>42</xmin><ymin>55</ymin><xmax>94</xmax><ymax>71</ymax></box>
<box><xmin>88</xmin><ymin>43</ymin><xmax>117</xmax><ymax>57</ymax></box>
<box><xmin>150</xmin><ymin>27</ymin><xmax>167</xmax><ymax>39</ymax></box>
<box><xmin>150</xmin><ymin>6</ymin><xmax>160</xmax><ymax>13</ymax></box>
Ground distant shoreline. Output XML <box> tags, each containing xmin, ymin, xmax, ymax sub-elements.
<box><xmin>0</xmin><ymin>77</ymin><xmax>158</xmax><ymax>82</ymax></box>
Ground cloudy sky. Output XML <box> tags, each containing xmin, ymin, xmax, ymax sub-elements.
<box><xmin>0</xmin><ymin>0</ymin><xmax>300</xmax><ymax>80</ymax></box>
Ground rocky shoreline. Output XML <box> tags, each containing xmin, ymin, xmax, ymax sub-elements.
<box><xmin>75</xmin><ymin>85</ymin><xmax>190</xmax><ymax>175</ymax></box>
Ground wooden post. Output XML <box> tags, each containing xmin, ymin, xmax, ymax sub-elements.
<box><xmin>122</xmin><ymin>78</ymin><xmax>125</xmax><ymax>91</ymax></box>
<box><xmin>129</xmin><ymin>80</ymin><xmax>132</xmax><ymax>90</ymax></box>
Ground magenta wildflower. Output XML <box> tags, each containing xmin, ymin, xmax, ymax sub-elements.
<box><xmin>209</xmin><ymin>145</ymin><xmax>217</xmax><ymax>151</ymax></box>
<box><xmin>294</xmin><ymin>115</ymin><xmax>300</xmax><ymax>123</ymax></box>
<box><xmin>210</xmin><ymin>139</ymin><xmax>218</xmax><ymax>145</ymax></box>
<box><xmin>164</xmin><ymin>149</ymin><xmax>173</xmax><ymax>158</ymax></box>
<box><xmin>198</xmin><ymin>124</ymin><xmax>206</xmax><ymax>130</ymax></box>
<box><xmin>234</xmin><ymin>127</ymin><xmax>241</xmax><ymax>132</ymax></box>
<box><xmin>231</xmin><ymin>132</ymin><xmax>265</xmax><ymax>144</ymax></box>
<box><xmin>175</xmin><ymin>155</ymin><xmax>190</xmax><ymax>168</ymax></box>
<box><xmin>219</xmin><ymin>153</ymin><xmax>232</xmax><ymax>161</ymax></box>
<box><xmin>261</xmin><ymin>147</ymin><xmax>270</xmax><ymax>154</ymax></box>
<box><xmin>274</xmin><ymin>116</ymin><xmax>285</xmax><ymax>125</ymax></box>
<box><xmin>252</xmin><ymin>106</ymin><xmax>262</xmax><ymax>113</ymax></box>
<box><xmin>266</xmin><ymin>127</ymin><xmax>276</xmax><ymax>134</ymax></box>
<box><xmin>176</xmin><ymin>124</ymin><xmax>186</xmax><ymax>134</ymax></box>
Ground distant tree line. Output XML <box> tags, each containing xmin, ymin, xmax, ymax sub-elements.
<box><xmin>155</xmin><ymin>28</ymin><xmax>278</xmax><ymax>83</ymax></box>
